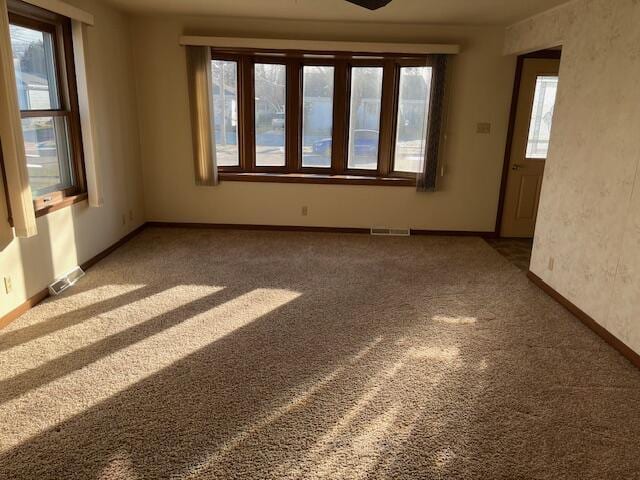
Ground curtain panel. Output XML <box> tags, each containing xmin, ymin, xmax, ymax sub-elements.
<box><xmin>186</xmin><ymin>45</ymin><xmax>218</xmax><ymax>186</ymax></box>
<box><xmin>0</xmin><ymin>0</ymin><xmax>36</xmax><ymax>237</ymax></box>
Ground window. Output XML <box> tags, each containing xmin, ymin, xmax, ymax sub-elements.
<box><xmin>254</xmin><ymin>63</ymin><xmax>286</xmax><ymax>167</ymax></box>
<box><xmin>302</xmin><ymin>65</ymin><xmax>334</xmax><ymax>168</ymax></box>
<box><xmin>211</xmin><ymin>59</ymin><xmax>239</xmax><ymax>167</ymax></box>
<box><xmin>208</xmin><ymin>50</ymin><xmax>446</xmax><ymax>187</ymax></box>
<box><xmin>347</xmin><ymin>67</ymin><xmax>383</xmax><ymax>171</ymax></box>
<box><xmin>394</xmin><ymin>66</ymin><xmax>432</xmax><ymax>173</ymax></box>
<box><xmin>7</xmin><ymin>0</ymin><xmax>85</xmax><ymax>212</ymax></box>
<box><xmin>526</xmin><ymin>75</ymin><xmax>558</xmax><ymax>159</ymax></box>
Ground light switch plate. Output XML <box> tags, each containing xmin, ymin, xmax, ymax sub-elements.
<box><xmin>476</xmin><ymin>122</ymin><xmax>491</xmax><ymax>134</ymax></box>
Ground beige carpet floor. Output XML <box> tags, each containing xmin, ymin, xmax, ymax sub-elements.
<box><xmin>0</xmin><ymin>228</ymin><xmax>639</xmax><ymax>479</ymax></box>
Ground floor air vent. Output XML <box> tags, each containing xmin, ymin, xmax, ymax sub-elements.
<box><xmin>48</xmin><ymin>266</ymin><xmax>85</xmax><ymax>296</ymax></box>
<box><xmin>370</xmin><ymin>228</ymin><xmax>411</xmax><ymax>236</ymax></box>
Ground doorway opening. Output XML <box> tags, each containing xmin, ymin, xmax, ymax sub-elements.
<box><xmin>496</xmin><ymin>48</ymin><xmax>561</xmax><ymax>238</ymax></box>
<box><xmin>492</xmin><ymin>48</ymin><xmax>562</xmax><ymax>269</ymax></box>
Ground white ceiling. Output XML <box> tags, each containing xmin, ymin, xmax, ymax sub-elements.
<box><xmin>104</xmin><ymin>0</ymin><xmax>568</xmax><ymax>26</ymax></box>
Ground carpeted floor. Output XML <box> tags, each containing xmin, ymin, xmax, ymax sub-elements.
<box><xmin>1</xmin><ymin>228</ymin><xmax>639</xmax><ymax>480</ymax></box>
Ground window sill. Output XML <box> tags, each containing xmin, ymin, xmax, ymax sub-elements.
<box><xmin>34</xmin><ymin>193</ymin><xmax>88</xmax><ymax>218</ymax></box>
<box><xmin>219</xmin><ymin>172</ymin><xmax>416</xmax><ymax>187</ymax></box>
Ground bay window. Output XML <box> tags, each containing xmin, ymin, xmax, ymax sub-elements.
<box><xmin>208</xmin><ymin>49</ymin><xmax>447</xmax><ymax>187</ymax></box>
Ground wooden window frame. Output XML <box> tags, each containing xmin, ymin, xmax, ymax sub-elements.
<box><xmin>390</xmin><ymin>59</ymin><xmax>440</xmax><ymax>178</ymax></box>
<box><xmin>251</xmin><ymin>56</ymin><xmax>290</xmax><ymax>173</ymax></box>
<box><xmin>298</xmin><ymin>60</ymin><xmax>337</xmax><ymax>174</ymax></box>
<box><xmin>4</xmin><ymin>0</ymin><xmax>86</xmax><ymax>220</ymax></box>
<box><xmin>210</xmin><ymin>54</ymin><xmax>243</xmax><ymax>172</ymax></box>
<box><xmin>211</xmin><ymin>48</ymin><xmax>445</xmax><ymax>187</ymax></box>
<box><xmin>343</xmin><ymin>59</ymin><xmax>385</xmax><ymax>176</ymax></box>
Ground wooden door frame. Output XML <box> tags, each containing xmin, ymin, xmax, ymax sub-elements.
<box><xmin>494</xmin><ymin>48</ymin><xmax>562</xmax><ymax>237</ymax></box>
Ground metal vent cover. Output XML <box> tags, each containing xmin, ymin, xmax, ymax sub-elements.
<box><xmin>370</xmin><ymin>227</ymin><xmax>411</xmax><ymax>236</ymax></box>
<box><xmin>48</xmin><ymin>266</ymin><xmax>85</xmax><ymax>296</ymax></box>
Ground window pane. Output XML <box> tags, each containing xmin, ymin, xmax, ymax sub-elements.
<box><xmin>211</xmin><ymin>60</ymin><xmax>239</xmax><ymax>167</ymax></box>
<box><xmin>394</xmin><ymin>66</ymin><xmax>433</xmax><ymax>173</ymax></box>
<box><xmin>302</xmin><ymin>66</ymin><xmax>334</xmax><ymax>168</ymax></box>
<box><xmin>9</xmin><ymin>24</ymin><xmax>60</xmax><ymax>111</ymax></box>
<box><xmin>255</xmin><ymin>63</ymin><xmax>286</xmax><ymax>167</ymax></box>
<box><xmin>526</xmin><ymin>75</ymin><xmax>558</xmax><ymax>159</ymax></box>
<box><xmin>348</xmin><ymin>67</ymin><xmax>383</xmax><ymax>170</ymax></box>
<box><xmin>22</xmin><ymin>116</ymin><xmax>73</xmax><ymax>196</ymax></box>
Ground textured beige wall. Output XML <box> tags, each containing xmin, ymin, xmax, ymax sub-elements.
<box><xmin>131</xmin><ymin>15</ymin><xmax>515</xmax><ymax>231</ymax></box>
<box><xmin>0</xmin><ymin>0</ymin><xmax>144</xmax><ymax>317</ymax></box>
<box><xmin>505</xmin><ymin>0</ymin><xmax>640</xmax><ymax>354</ymax></box>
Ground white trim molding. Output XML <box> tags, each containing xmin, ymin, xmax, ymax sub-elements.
<box><xmin>23</xmin><ymin>0</ymin><xmax>93</xmax><ymax>25</ymax></box>
<box><xmin>180</xmin><ymin>35</ymin><xmax>460</xmax><ymax>55</ymax></box>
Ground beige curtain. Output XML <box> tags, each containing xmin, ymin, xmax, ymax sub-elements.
<box><xmin>72</xmin><ymin>21</ymin><xmax>102</xmax><ymax>207</ymax></box>
<box><xmin>186</xmin><ymin>45</ymin><xmax>218</xmax><ymax>186</ymax></box>
<box><xmin>0</xmin><ymin>0</ymin><xmax>37</xmax><ymax>238</ymax></box>
<box><xmin>0</xmin><ymin>153</ymin><xmax>13</xmax><ymax>247</ymax></box>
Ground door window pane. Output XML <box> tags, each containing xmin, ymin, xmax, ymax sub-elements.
<box><xmin>302</xmin><ymin>66</ymin><xmax>334</xmax><ymax>168</ymax></box>
<box><xmin>394</xmin><ymin>66</ymin><xmax>433</xmax><ymax>173</ymax></box>
<box><xmin>526</xmin><ymin>75</ymin><xmax>558</xmax><ymax>159</ymax></box>
<box><xmin>9</xmin><ymin>24</ymin><xmax>60</xmax><ymax>110</ymax></box>
<box><xmin>211</xmin><ymin>59</ymin><xmax>239</xmax><ymax>167</ymax></box>
<box><xmin>22</xmin><ymin>116</ymin><xmax>73</xmax><ymax>196</ymax></box>
<box><xmin>347</xmin><ymin>67</ymin><xmax>383</xmax><ymax>170</ymax></box>
<box><xmin>255</xmin><ymin>63</ymin><xmax>286</xmax><ymax>167</ymax></box>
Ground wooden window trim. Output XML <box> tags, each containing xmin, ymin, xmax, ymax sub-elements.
<box><xmin>34</xmin><ymin>192</ymin><xmax>87</xmax><ymax>217</ymax></box>
<box><xmin>219</xmin><ymin>172</ymin><xmax>415</xmax><ymax>187</ymax></box>
<box><xmin>4</xmin><ymin>1</ymin><xmax>86</xmax><ymax>220</ymax></box>
<box><xmin>210</xmin><ymin>49</ymin><xmax>443</xmax><ymax>187</ymax></box>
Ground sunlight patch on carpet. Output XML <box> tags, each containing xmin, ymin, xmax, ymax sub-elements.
<box><xmin>432</xmin><ymin>315</ymin><xmax>477</xmax><ymax>325</ymax></box>
<box><xmin>0</xmin><ymin>285</ymin><xmax>216</xmax><ymax>378</ymax></box>
<box><xmin>407</xmin><ymin>346</ymin><xmax>460</xmax><ymax>361</ymax></box>
<box><xmin>0</xmin><ymin>288</ymin><xmax>300</xmax><ymax>450</ymax></box>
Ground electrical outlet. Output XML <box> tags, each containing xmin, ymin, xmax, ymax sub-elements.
<box><xmin>548</xmin><ymin>257</ymin><xmax>555</xmax><ymax>271</ymax></box>
<box><xmin>4</xmin><ymin>276</ymin><xmax>12</xmax><ymax>294</ymax></box>
<box><xmin>301</xmin><ymin>206</ymin><xmax>308</xmax><ymax>216</ymax></box>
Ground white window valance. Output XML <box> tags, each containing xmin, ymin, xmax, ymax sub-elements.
<box><xmin>22</xmin><ymin>0</ymin><xmax>93</xmax><ymax>25</ymax></box>
<box><xmin>180</xmin><ymin>36</ymin><xmax>460</xmax><ymax>55</ymax></box>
